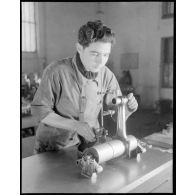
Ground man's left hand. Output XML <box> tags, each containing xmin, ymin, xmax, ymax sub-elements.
<box><xmin>127</xmin><ymin>93</ymin><xmax>138</xmax><ymax>113</ymax></box>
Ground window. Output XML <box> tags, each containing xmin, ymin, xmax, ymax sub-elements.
<box><xmin>22</xmin><ymin>2</ymin><xmax>36</xmax><ymax>52</ymax></box>
<box><xmin>161</xmin><ymin>37</ymin><xmax>173</xmax><ymax>88</ymax></box>
<box><xmin>162</xmin><ymin>2</ymin><xmax>174</xmax><ymax>18</ymax></box>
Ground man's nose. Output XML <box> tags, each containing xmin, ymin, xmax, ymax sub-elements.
<box><xmin>95</xmin><ymin>55</ymin><xmax>103</xmax><ymax>64</ymax></box>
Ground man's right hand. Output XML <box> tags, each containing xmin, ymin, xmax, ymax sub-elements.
<box><xmin>40</xmin><ymin>112</ymin><xmax>96</xmax><ymax>142</ymax></box>
<box><xmin>75</xmin><ymin>122</ymin><xmax>96</xmax><ymax>142</ymax></box>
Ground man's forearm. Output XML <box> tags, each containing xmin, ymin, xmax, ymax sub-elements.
<box><xmin>41</xmin><ymin>112</ymin><xmax>79</xmax><ymax>132</ymax></box>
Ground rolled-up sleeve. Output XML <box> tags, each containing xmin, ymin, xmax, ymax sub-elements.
<box><xmin>31</xmin><ymin>67</ymin><xmax>56</xmax><ymax>122</ymax></box>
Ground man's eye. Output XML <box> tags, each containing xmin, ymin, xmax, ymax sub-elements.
<box><xmin>91</xmin><ymin>53</ymin><xmax>98</xmax><ymax>56</ymax></box>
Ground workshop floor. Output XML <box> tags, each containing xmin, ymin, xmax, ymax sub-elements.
<box><xmin>103</xmin><ymin>108</ymin><xmax>173</xmax><ymax>139</ymax></box>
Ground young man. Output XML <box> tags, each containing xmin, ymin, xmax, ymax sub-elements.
<box><xmin>31</xmin><ymin>20</ymin><xmax>138</xmax><ymax>154</ymax></box>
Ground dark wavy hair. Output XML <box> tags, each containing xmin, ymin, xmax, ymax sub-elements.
<box><xmin>78</xmin><ymin>20</ymin><xmax>116</xmax><ymax>48</ymax></box>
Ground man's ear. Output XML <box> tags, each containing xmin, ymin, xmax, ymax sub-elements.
<box><xmin>76</xmin><ymin>43</ymin><xmax>83</xmax><ymax>54</ymax></box>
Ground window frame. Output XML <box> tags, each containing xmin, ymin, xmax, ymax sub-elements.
<box><xmin>161</xmin><ymin>2</ymin><xmax>174</xmax><ymax>19</ymax></box>
<box><xmin>22</xmin><ymin>2</ymin><xmax>37</xmax><ymax>53</ymax></box>
<box><xmin>160</xmin><ymin>36</ymin><xmax>174</xmax><ymax>88</ymax></box>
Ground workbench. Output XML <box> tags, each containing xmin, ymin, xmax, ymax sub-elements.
<box><xmin>22</xmin><ymin>146</ymin><xmax>173</xmax><ymax>193</ymax></box>
<box><xmin>22</xmin><ymin>116</ymin><xmax>38</xmax><ymax>129</ymax></box>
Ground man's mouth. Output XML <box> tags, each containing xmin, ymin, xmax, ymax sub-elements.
<box><xmin>94</xmin><ymin>64</ymin><xmax>101</xmax><ymax>69</ymax></box>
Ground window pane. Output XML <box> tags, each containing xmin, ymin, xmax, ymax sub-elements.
<box><xmin>169</xmin><ymin>63</ymin><xmax>173</xmax><ymax>87</ymax></box>
<box><xmin>163</xmin><ymin>39</ymin><xmax>168</xmax><ymax>63</ymax></box>
<box><xmin>22</xmin><ymin>2</ymin><xmax>36</xmax><ymax>52</ymax></box>
<box><xmin>23</xmin><ymin>22</ymin><xmax>36</xmax><ymax>52</ymax></box>
<box><xmin>162</xmin><ymin>2</ymin><xmax>174</xmax><ymax>18</ymax></box>
<box><xmin>163</xmin><ymin>38</ymin><xmax>173</xmax><ymax>64</ymax></box>
<box><xmin>22</xmin><ymin>2</ymin><xmax>30</xmax><ymax>22</ymax></box>
<box><xmin>24</xmin><ymin>23</ymin><xmax>31</xmax><ymax>51</ymax></box>
<box><xmin>29</xmin><ymin>2</ymin><xmax>35</xmax><ymax>23</ymax></box>
<box><xmin>22</xmin><ymin>23</ymin><xmax>26</xmax><ymax>51</ymax></box>
<box><xmin>22</xmin><ymin>2</ymin><xmax>25</xmax><ymax>21</ymax></box>
<box><xmin>161</xmin><ymin>37</ymin><xmax>174</xmax><ymax>88</ymax></box>
<box><xmin>167</xmin><ymin>2</ymin><xmax>174</xmax><ymax>15</ymax></box>
<box><xmin>170</xmin><ymin>3</ymin><xmax>174</xmax><ymax>14</ymax></box>
<box><xmin>168</xmin><ymin>38</ymin><xmax>173</xmax><ymax>63</ymax></box>
<box><xmin>22</xmin><ymin>2</ymin><xmax>35</xmax><ymax>23</ymax></box>
<box><xmin>30</xmin><ymin>23</ymin><xmax>36</xmax><ymax>52</ymax></box>
<box><xmin>163</xmin><ymin>64</ymin><xmax>170</xmax><ymax>87</ymax></box>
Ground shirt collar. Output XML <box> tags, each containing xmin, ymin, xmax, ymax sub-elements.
<box><xmin>72</xmin><ymin>53</ymin><xmax>101</xmax><ymax>86</ymax></box>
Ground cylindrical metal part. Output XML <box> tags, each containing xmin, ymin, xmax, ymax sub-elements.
<box><xmin>127</xmin><ymin>135</ymin><xmax>138</xmax><ymax>150</ymax></box>
<box><xmin>85</xmin><ymin>135</ymin><xmax>138</xmax><ymax>164</ymax></box>
<box><xmin>86</xmin><ymin>139</ymin><xmax>126</xmax><ymax>164</ymax></box>
<box><xmin>117</xmin><ymin>103</ymin><xmax>127</xmax><ymax>140</ymax></box>
<box><xmin>112</xmin><ymin>96</ymin><xmax>128</xmax><ymax>105</ymax></box>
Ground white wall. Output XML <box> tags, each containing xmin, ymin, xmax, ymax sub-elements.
<box><xmin>102</xmin><ymin>2</ymin><xmax>173</xmax><ymax>108</ymax></box>
<box><xmin>44</xmin><ymin>2</ymin><xmax>98</xmax><ymax>64</ymax></box>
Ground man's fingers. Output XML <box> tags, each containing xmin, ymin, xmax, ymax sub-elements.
<box><xmin>85</xmin><ymin>134</ymin><xmax>95</xmax><ymax>143</ymax></box>
<box><xmin>127</xmin><ymin>93</ymin><xmax>133</xmax><ymax>100</ymax></box>
<box><xmin>128</xmin><ymin>98</ymin><xmax>137</xmax><ymax>104</ymax></box>
<box><xmin>128</xmin><ymin>96</ymin><xmax>136</xmax><ymax>104</ymax></box>
<box><xmin>127</xmin><ymin>93</ymin><xmax>138</xmax><ymax>112</ymax></box>
<box><xmin>86</xmin><ymin>128</ymin><xmax>96</xmax><ymax>142</ymax></box>
<box><xmin>128</xmin><ymin>101</ymin><xmax>137</xmax><ymax>108</ymax></box>
<box><xmin>78</xmin><ymin>122</ymin><xmax>96</xmax><ymax>142</ymax></box>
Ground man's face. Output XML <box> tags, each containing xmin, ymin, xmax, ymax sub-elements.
<box><xmin>77</xmin><ymin>42</ymin><xmax>111</xmax><ymax>72</ymax></box>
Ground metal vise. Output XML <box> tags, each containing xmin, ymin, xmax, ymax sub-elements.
<box><xmin>76</xmin><ymin>96</ymin><xmax>146</xmax><ymax>178</ymax></box>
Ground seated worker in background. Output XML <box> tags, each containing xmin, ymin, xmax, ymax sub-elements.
<box><xmin>119</xmin><ymin>70</ymin><xmax>134</xmax><ymax>95</ymax></box>
<box><xmin>31</xmin><ymin>20</ymin><xmax>138</xmax><ymax>155</ymax></box>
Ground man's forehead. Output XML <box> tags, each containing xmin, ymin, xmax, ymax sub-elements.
<box><xmin>87</xmin><ymin>42</ymin><xmax>111</xmax><ymax>53</ymax></box>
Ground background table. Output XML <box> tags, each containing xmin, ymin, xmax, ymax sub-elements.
<box><xmin>22</xmin><ymin>146</ymin><xmax>173</xmax><ymax>193</ymax></box>
<box><xmin>22</xmin><ymin>116</ymin><xmax>38</xmax><ymax>129</ymax></box>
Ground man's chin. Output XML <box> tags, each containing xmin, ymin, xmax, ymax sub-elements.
<box><xmin>91</xmin><ymin>67</ymin><xmax>103</xmax><ymax>73</ymax></box>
